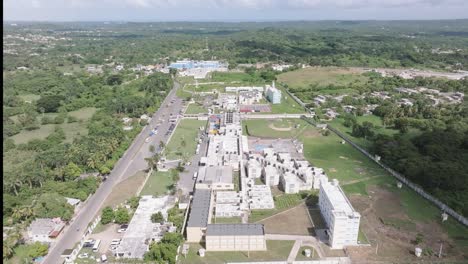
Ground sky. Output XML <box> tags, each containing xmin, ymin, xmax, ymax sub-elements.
<box><xmin>4</xmin><ymin>0</ymin><xmax>468</xmax><ymax>21</ymax></box>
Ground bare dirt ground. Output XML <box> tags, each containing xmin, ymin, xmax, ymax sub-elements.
<box><xmin>88</xmin><ymin>223</ymin><xmax>123</xmax><ymax>255</ymax></box>
<box><xmin>269</xmin><ymin>123</ymin><xmax>293</xmax><ymax>131</ymax></box>
<box><xmin>259</xmin><ymin>203</ymin><xmax>314</xmax><ymax>235</ymax></box>
<box><xmin>346</xmin><ymin>186</ymin><xmax>466</xmax><ymax>263</ymax></box>
<box><xmin>102</xmin><ymin>171</ymin><xmax>146</xmax><ymax>208</ymax></box>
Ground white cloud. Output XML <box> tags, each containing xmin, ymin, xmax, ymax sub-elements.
<box><xmin>5</xmin><ymin>0</ymin><xmax>467</xmax><ymax>10</ymax></box>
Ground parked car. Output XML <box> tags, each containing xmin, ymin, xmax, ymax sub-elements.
<box><xmin>78</xmin><ymin>253</ymin><xmax>89</xmax><ymax>259</ymax></box>
<box><xmin>120</xmin><ymin>224</ymin><xmax>128</xmax><ymax>229</ymax></box>
<box><xmin>117</xmin><ymin>228</ymin><xmax>127</xmax><ymax>233</ymax></box>
<box><xmin>193</xmin><ymin>172</ymin><xmax>198</xmax><ymax>179</ymax></box>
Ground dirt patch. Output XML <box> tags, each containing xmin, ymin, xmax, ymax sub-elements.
<box><xmin>301</xmin><ymin>129</ymin><xmax>321</xmax><ymax>138</ymax></box>
<box><xmin>268</xmin><ymin>123</ymin><xmax>293</xmax><ymax>131</ymax></box>
<box><xmin>102</xmin><ymin>171</ymin><xmax>146</xmax><ymax>209</ymax></box>
<box><xmin>346</xmin><ymin>186</ymin><xmax>465</xmax><ymax>263</ymax></box>
<box><xmin>339</xmin><ymin>156</ymin><xmax>349</xmax><ymax>160</ymax></box>
<box><xmin>89</xmin><ymin>223</ymin><xmax>123</xmax><ymax>255</ymax></box>
<box><xmin>259</xmin><ymin>203</ymin><xmax>313</xmax><ymax>235</ymax></box>
<box><xmin>329</xmin><ymin>168</ymin><xmax>337</xmax><ymax>173</ymax></box>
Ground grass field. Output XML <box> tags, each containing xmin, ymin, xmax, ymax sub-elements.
<box><xmin>209</xmin><ymin>72</ymin><xmax>264</xmax><ymax>84</ymax></box>
<box><xmin>180</xmin><ymin>240</ymin><xmax>295</xmax><ymax>264</ymax></box>
<box><xmin>250</xmin><ymin>193</ymin><xmax>306</xmax><ymax>222</ymax></box>
<box><xmin>268</xmin><ymin>87</ymin><xmax>306</xmax><ymax>114</ymax></box>
<box><xmin>185</xmin><ymin>103</ymin><xmax>207</xmax><ymax>115</ymax></box>
<box><xmin>243</xmin><ymin>119</ymin><xmax>310</xmax><ymax>139</ymax></box>
<box><xmin>10</xmin><ymin>107</ymin><xmax>98</xmax><ymax>144</ymax></box>
<box><xmin>176</xmin><ymin>87</ymin><xmax>193</xmax><ymax>100</ymax></box>
<box><xmin>140</xmin><ymin>171</ymin><xmax>174</xmax><ymax>197</ymax></box>
<box><xmin>164</xmin><ymin>119</ymin><xmax>205</xmax><ymax>160</ymax></box>
<box><xmin>278</xmin><ymin>67</ymin><xmax>367</xmax><ymax>88</ymax></box>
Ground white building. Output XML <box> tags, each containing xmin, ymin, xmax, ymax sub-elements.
<box><xmin>205</xmin><ymin>224</ymin><xmax>267</xmax><ymax>252</ymax></box>
<box><xmin>239</xmin><ymin>91</ymin><xmax>263</xmax><ymax>105</ymax></box>
<box><xmin>195</xmin><ymin>166</ymin><xmax>234</xmax><ymax>190</ymax></box>
<box><xmin>265</xmin><ymin>82</ymin><xmax>282</xmax><ymax>104</ymax></box>
<box><xmin>262</xmin><ymin>165</ymin><xmax>280</xmax><ymax>186</ymax></box>
<box><xmin>247</xmin><ymin>159</ymin><xmax>262</xmax><ymax>179</ymax></box>
<box><xmin>247</xmin><ymin>185</ymin><xmax>275</xmax><ymax>210</ymax></box>
<box><xmin>319</xmin><ymin>179</ymin><xmax>361</xmax><ymax>249</ymax></box>
<box><xmin>27</xmin><ymin>218</ymin><xmax>65</xmax><ymax>243</ymax></box>
<box><xmin>225</xmin><ymin>86</ymin><xmax>264</xmax><ymax>93</ymax></box>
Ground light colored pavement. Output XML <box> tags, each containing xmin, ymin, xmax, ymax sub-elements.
<box><xmin>288</xmin><ymin>240</ymin><xmax>303</xmax><ymax>263</ymax></box>
<box><xmin>43</xmin><ymin>81</ymin><xmax>185</xmax><ymax>264</ymax></box>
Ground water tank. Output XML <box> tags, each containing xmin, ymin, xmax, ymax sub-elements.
<box><xmin>415</xmin><ymin>247</ymin><xmax>422</xmax><ymax>257</ymax></box>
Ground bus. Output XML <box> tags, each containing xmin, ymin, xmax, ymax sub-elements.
<box><xmin>92</xmin><ymin>239</ymin><xmax>101</xmax><ymax>252</ymax></box>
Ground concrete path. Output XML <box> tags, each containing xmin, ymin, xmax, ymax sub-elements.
<box><xmin>287</xmin><ymin>240</ymin><xmax>302</xmax><ymax>263</ymax></box>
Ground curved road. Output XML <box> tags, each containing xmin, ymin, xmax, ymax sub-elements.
<box><xmin>43</xmin><ymin>81</ymin><xmax>183</xmax><ymax>264</ymax></box>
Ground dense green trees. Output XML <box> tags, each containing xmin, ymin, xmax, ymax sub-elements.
<box><xmin>36</xmin><ymin>95</ymin><xmax>65</xmax><ymax>113</ymax></box>
<box><xmin>101</xmin><ymin>207</ymin><xmax>114</xmax><ymax>225</ymax></box>
<box><xmin>151</xmin><ymin>212</ymin><xmax>164</xmax><ymax>223</ymax></box>
<box><xmin>33</xmin><ymin>193</ymin><xmax>74</xmax><ymax>221</ymax></box>
<box><xmin>144</xmin><ymin>233</ymin><xmax>183</xmax><ymax>264</ymax></box>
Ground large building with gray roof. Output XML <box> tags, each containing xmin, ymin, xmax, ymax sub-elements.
<box><xmin>205</xmin><ymin>224</ymin><xmax>266</xmax><ymax>251</ymax></box>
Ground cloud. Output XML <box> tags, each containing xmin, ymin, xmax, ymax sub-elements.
<box><xmin>5</xmin><ymin>0</ymin><xmax>467</xmax><ymax>10</ymax></box>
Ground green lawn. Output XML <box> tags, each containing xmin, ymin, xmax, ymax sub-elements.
<box><xmin>180</xmin><ymin>240</ymin><xmax>295</xmax><ymax>264</ymax></box>
<box><xmin>210</xmin><ymin>72</ymin><xmax>264</xmax><ymax>83</ymax></box>
<box><xmin>278</xmin><ymin>67</ymin><xmax>368</xmax><ymax>88</ymax></box>
<box><xmin>299</xmin><ymin>128</ymin><xmax>389</xmax><ymax>184</ymax></box>
<box><xmin>177</xmin><ymin>88</ymin><xmax>193</xmax><ymax>100</ymax></box>
<box><xmin>185</xmin><ymin>83</ymin><xmax>224</xmax><ymax>93</ymax></box>
<box><xmin>11</xmin><ymin>122</ymin><xmax>89</xmax><ymax>144</ymax></box>
<box><xmin>140</xmin><ymin>171</ymin><xmax>174</xmax><ymax>196</ymax></box>
<box><xmin>185</xmin><ymin>103</ymin><xmax>207</xmax><ymax>115</ymax></box>
<box><xmin>68</xmin><ymin>107</ymin><xmax>98</xmax><ymax>120</ymax></box>
<box><xmin>269</xmin><ymin>88</ymin><xmax>306</xmax><ymax>114</ymax></box>
<box><xmin>250</xmin><ymin>193</ymin><xmax>306</xmax><ymax>222</ymax></box>
<box><xmin>233</xmin><ymin>171</ymin><xmax>240</xmax><ymax>192</ymax></box>
<box><xmin>164</xmin><ymin>119</ymin><xmax>205</xmax><ymax>160</ymax></box>
<box><xmin>243</xmin><ymin>119</ymin><xmax>310</xmax><ymax>139</ymax></box>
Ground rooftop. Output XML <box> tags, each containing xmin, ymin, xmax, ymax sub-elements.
<box><xmin>321</xmin><ymin>179</ymin><xmax>360</xmax><ymax>218</ymax></box>
<box><xmin>206</xmin><ymin>224</ymin><xmax>264</xmax><ymax>236</ymax></box>
<box><xmin>187</xmin><ymin>189</ymin><xmax>212</xmax><ymax>227</ymax></box>
<box><xmin>198</xmin><ymin>166</ymin><xmax>233</xmax><ymax>184</ymax></box>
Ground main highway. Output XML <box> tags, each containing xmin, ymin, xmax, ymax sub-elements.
<box><xmin>43</xmin><ymin>81</ymin><xmax>185</xmax><ymax>264</ymax></box>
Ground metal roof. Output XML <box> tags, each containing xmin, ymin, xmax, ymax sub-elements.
<box><xmin>187</xmin><ymin>189</ymin><xmax>212</xmax><ymax>227</ymax></box>
<box><xmin>206</xmin><ymin>224</ymin><xmax>264</xmax><ymax>236</ymax></box>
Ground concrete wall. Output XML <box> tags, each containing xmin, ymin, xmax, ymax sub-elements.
<box><xmin>206</xmin><ymin>235</ymin><xmax>267</xmax><ymax>251</ymax></box>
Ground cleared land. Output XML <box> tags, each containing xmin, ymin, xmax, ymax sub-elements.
<box><xmin>10</xmin><ymin>107</ymin><xmax>97</xmax><ymax>144</ymax></box>
<box><xmin>180</xmin><ymin>240</ymin><xmax>295</xmax><ymax>264</ymax></box>
<box><xmin>268</xmin><ymin>87</ymin><xmax>306</xmax><ymax>114</ymax></box>
<box><xmin>140</xmin><ymin>170</ymin><xmax>174</xmax><ymax>197</ymax></box>
<box><xmin>249</xmin><ymin>192</ymin><xmax>307</xmax><ymax>223</ymax></box>
<box><xmin>258</xmin><ymin>203</ymin><xmax>313</xmax><ymax>235</ymax></box>
<box><xmin>278</xmin><ymin>66</ymin><xmax>367</xmax><ymax>89</ymax></box>
<box><xmin>185</xmin><ymin>103</ymin><xmax>206</xmax><ymax>115</ymax></box>
<box><xmin>164</xmin><ymin>119</ymin><xmax>205</xmax><ymax>160</ymax></box>
<box><xmin>102</xmin><ymin>170</ymin><xmax>147</xmax><ymax>208</ymax></box>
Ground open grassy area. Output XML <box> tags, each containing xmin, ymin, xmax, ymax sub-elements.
<box><xmin>176</xmin><ymin>87</ymin><xmax>193</xmax><ymax>100</ymax></box>
<box><xmin>185</xmin><ymin>103</ymin><xmax>207</xmax><ymax>115</ymax></box>
<box><xmin>243</xmin><ymin>118</ymin><xmax>310</xmax><ymax>139</ymax></box>
<box><xmin>278</xmin><ymin>67</ymin><xmax>367</xmax><ymax>89</ymax></box>
<box><xmin>140</xmin><ymin>171</ymin><xmax>174</xmax><ymax>197</ymax></box>
<box><xmin>299</xmin><ymin>127</ymin><xmax>389</xmax><ymax>184</ymax></box>
<box><xmin>9</xmin><ymin>107</ymin><xmax>98</xmax><ymax>144</ymax></box>
<box><xmin>209</xmin><ymin>72</ymin><xmax>264</xmax><ymax>84</ymax></box>
<box><xmin>103</xmin><ymin>170</ymin><xmax>147</xmax><ymax>208</ymax></box>
<box><xmin>269</xmin><ymin>87</ymin><xmax>306</xmax><ymax>114</ymax></box>
<box><xmin>164</xmin><ymin>119</ymin><xmax>205</xmax><ymax>160</ymax></box>
<box><xmin>250</xmin><ymin>193</ymin><xmax>307</xmax><ymax>223</ymax></box>
<box><xmin>329</xmin><ymin>115</ymin><xmax>403</xmax><ymax>149</ymax></box>
<box><xmin>180</xmin><ymin>240</ymin><xmax>295</xmax><ymax>264</ymax></box>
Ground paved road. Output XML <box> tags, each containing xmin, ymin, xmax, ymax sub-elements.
<box><xmin>43</xmin><ymin>81</ymin><xmax>185</xmax><ymax>264</ymax></box>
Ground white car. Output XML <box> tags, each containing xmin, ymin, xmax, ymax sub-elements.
<box><xmin>193</xmin><ymin>172</ymin><xmax>198</xmax><ymax>179</ymax></box>
<box><xmin>117</xmin><ymin>228</ymin><xmax>127</xmax><ymax>233</ymax></box>
<box><xmin>78</xmin><ymin>253</ymin><xmax>89</xmax><ymax>259</ymax></box>
<box><xmin>145</xmin><ymin>137</ymin><xmax>151</xmax><ymax>143</ymax></box>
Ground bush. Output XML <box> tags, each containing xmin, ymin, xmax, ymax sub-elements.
<box><xmin>67</xmin><ymin>116</ymin><xmax>78</xmax><ymax>123</ymax></box>
<box><xmin>101</xmin><ymin>206</ymin><xmax>114</xmax><ymax>225</ymax></box>
<box><xmin>151</xmin><ymin>212</ymin><xmax>164</xmax><ymax>223</ymax></box>
<box><xmin>41</xmin><ymin>116</ymin><xmax>54</xmax><ymax>125</ymax></box>
<box><xmin>27</xmin><ymin>242</ymin><xmax>49</xmax><ymax>258</ymax></box>
<box><xmin>54</xmin><ymin>115</ymin><xmax>65</xmax><ymax>124</ymax></box>
<box><xmin>114</xmin><ymin>207</ymin><xmax>130</xmax><ymax>224</ymax></box>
